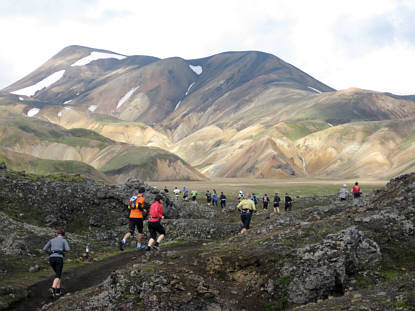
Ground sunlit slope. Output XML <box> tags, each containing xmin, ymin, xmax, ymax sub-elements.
<box><xmin>0</xmin><ymin>109</ymin><xmax>204</xmax><ymax>182</ymax></box>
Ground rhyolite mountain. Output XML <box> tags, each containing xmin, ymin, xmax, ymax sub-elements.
<box><xmin>1</xmin><ymin>45</ymin><xmax>415</xmax><ymax>180</ymax></box>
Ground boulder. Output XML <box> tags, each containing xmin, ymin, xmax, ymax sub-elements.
<box><xmin>284</xmin><ymin>226</ymin><xmax>381</xmax><ymax>304</ymax></box>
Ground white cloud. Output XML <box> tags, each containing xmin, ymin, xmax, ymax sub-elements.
<box><xmin>0</xmin><ymin>0</ymin><xmax>414</xmax><ymax>95</ymax></box>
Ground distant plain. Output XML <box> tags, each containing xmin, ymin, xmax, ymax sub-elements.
<box><xmin>148</xmin><ymin>177</ymin><xmax>387</xmax><ymax>199</ymax></box>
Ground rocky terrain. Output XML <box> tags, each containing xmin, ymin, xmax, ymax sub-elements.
<box><xmin>1</xmin><ymin>45</ymin><xmax>415</xmax><ymax>180</ymax></box>
<box><xmin>0</xmin><ymin>163</ymin><xmax>414</xmax><ymax>310</ymax></box>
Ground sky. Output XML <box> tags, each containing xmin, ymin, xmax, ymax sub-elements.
<box><xmin>0</xmin><ymin>0</ymin><xmax>414</xmax><ymax>95</ymax></box>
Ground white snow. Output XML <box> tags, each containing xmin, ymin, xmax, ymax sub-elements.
<box><xmin>116</xmin><ymin>86</ymin><xmax>139</xmax><ymax>109</ymax></box>
<box><xmin>64</xmin><ymin>107</ymin><xmax>72</xmax><ymax>110</ymax></box>
<box><xmin>27</xmin><ymin>108</ymin><xmax>40</xmax><ymax>117</ymax></box>
<box><xmin>174</xmin><ymin>101</ymin><xmax>182</xmax><ymax>111</ymax></box>
<box><xmin>58</xmin><ymin>112</ymin><xmax>62</xmax><ymax>117</ymax></box>
<box><xmin>189</xmin><ymin>65</ymin><xmax>202</xmax><ymax>75</ymax></box>
<box><xmin>18</xmin><ymin>97</ymin><xmax>24</xmax><ymax>101</ymax></box>
<box><xmin>308</xmin><ymin>86</ymin><xmax>322</xmax><ymax>94</ymax></box>
<box><xmin>63</xmin><ymin>99</ymin><xmax>72</xmax><ymax>105</ymax></box>
<box><xmin>88</xmin><ymin>105</ymin><xmax>97</xmax><ymax>112</ymax></box>
<box><xmin>328</xmin><ymin>123</ymin><xmax>333</xmax><ymax>127</ymax></box>
<box><xmin>71</xmin><ymin>51</ymin><xmax>126</xmax><ymax>67</ymax></box>
<box><xmin>185</xmin><ymin>82</ymin><xmax>195</xmax><ymax>96</ymax></box>
<box><xmin>11</xmin><ymin>70</ymin><xmax>66</xmax><ymax>97</ymax></box>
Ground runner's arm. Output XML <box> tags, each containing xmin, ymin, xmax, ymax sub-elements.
<box><xmin>64</xmin><ymin>240</ymin><xmax>70</xmax><ymax>252</ymax></box>
<box><xmin>42</xmin><ymin>240</ymin><xmax>51</xmax><ymax>254</ymax></box>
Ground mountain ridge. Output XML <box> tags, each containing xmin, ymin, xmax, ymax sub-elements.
<box><xmin>1</xmin><ymin>45</ymin><xmax>414</xmax><ymax>180</ymax></box>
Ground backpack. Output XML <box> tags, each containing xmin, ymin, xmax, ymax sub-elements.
<box><xmin>129</xmin><ymin>195</ymin><xmax>144</xmax><ymax>211</ymax></box>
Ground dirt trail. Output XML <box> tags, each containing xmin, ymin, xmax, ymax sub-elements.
<box><xmin>8</xmin><ymin>250</ymin><xmax>138</xmax><ymax>311</ymax></box>
<box><xmin>8</xmin><ymin>242</ymin><xmax>201</xmax><ymax>311</ymax></box>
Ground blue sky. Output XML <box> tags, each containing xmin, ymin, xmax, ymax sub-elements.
<box><xmin>0</xmin><ymin>0</ymin><xmax>414</xmax><ymax>94</ymax></box>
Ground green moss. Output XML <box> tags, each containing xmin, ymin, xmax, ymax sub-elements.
<box><xmin>395</xmin><ymin>301</ymin><xmax>407</xmax><ymax>308</ymax></box>
<box><xmin>90</xmin><ymin>113</ymin><xmax>147</xmax><ymax>128</ymax></box>
<box><xmin>354</xmin><ymin>273</ymin><xmax>373</xmax><ymax>289</ymax></box>
<box><xmin>379</xmin><ymin>271</ymin><xmax>399</xmax><ymax>281</ymax></box>
<box><xmin>278</xmin><ymin>120</ymin><xmax>329</xmax><ymax>141</ymax></box>
<box><xmin>266</xmin><ymin>277</ymin><xmax>291</xmax><ymax>310</ymax></box>
<box><xmin>100</xmin><ymin>146</ymin><xmax>184</xmax><ymax>179</ymax></box>
<box><xmin>0</xmin><ymin>117</ymin><xmax>112</xmax><ymax>150</ymax></box>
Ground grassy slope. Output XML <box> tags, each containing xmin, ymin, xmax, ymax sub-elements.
<box><xmin>0</xmin><ymin>106</ymin><xmax>202</xmax><ymax>181</ymax></box>
<box><xmin>0</xmin><ymin>149</ymin><xmax>111</xmax><ymax>182</ymax></box>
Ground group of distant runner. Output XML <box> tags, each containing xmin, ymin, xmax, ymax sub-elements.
<box><xmin>167</xmin><ymin>186</ymin><xmax>228</xmax><ymax>208</ymax></box>
<box><xmin>338</xmin><ymin>181</ymin><xmax>362</xmax><ymax>201</ymax></box>
<box><xmin>42</xmin><ymin>181</ymin><xmax>363</xmax><ymax>297</ymax></box>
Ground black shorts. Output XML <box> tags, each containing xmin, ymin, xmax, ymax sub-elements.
<box><xmin>273</xmin><ymin>202</ymin><xmax>279</xmax><ymax>207</ymax></box>
<box><xmin>49</xmin><ymin>257</ymin><xmax>63</xmax><ymax>278</ymax></box>
<box><xmin>353</xmin><ymin>193</ymin><xmax>361</xmax><ymax>198</ymax></box>
<box><xmin>241</xmin><ymin>213</ymin><xmax>252</xmax><ymax>229</ymax></box>
<box><xmin>148</xmin><ymin>221</ymin><xmax>166</xmax><ymax>240</ymax></box>
<box><xmin>129</xmin><ymin>218</ymin><xmax>144</xmax><ymax>234</ymax></box>
<box><xmin>207</xmin><ymin>197</ymin><xmax>211</xmax><ymax>203</ymax></box>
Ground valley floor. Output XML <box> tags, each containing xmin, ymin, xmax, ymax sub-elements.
<box><xmin>148</xmin><ymin>177</ymin><xmax>387</xmax><ymax>198</ymax></box>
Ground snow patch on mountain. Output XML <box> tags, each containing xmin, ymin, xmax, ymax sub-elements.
<box><xmin>175</xmin><ymin>101</ymin><xmax>182</xmax><ymax>111</ymax></box>
<box><xmin>328</xmin><ymin>123</ymin><xmax>333</xmax><ymax>127</ymax></box>
<box><xmin>71</xmin><ymin>51</ymin><xmax>126</xmax><ymax>66</ymax></box>
<box><xmin>63</xmin><ymin>100</ymin><xmax>72</xmax><ymax>105</ymax></box>
<box><xmin>27</xmin><ymin>108</ymin><xmax>40</xmax><ymax>117</ymax></box>
<box><xmin>10</xmin><ymin>70</ymin><xmax>66</xmax><ymax>96</ymax></box>
<box><xmin>189</xmin><ymin>65</ymin><xmax>202</xmax><ymax>75</ymax></box>
<box><xmin>58</xmin><ymin>111</ymin><xmax>62</xmax><ymax>117</ymax></box>
<box><xmin>308</xmin><ymin>86</ymin><xmax>322</xmax><ymax>94</ymax></box>
<box><xmin>116</xmin><ymin>86</ymin><xmax>140</xmax><ymax>109</ymax></box>
<box><xmin>88</xmin><ymin>105</ymin><xmax>97</xmax><ymax>112</ymax></box>
<box><xmin>18</xmin><ymin>97</ymin><xmax>24</xmax><ymax>101</ymax></box>
<box><xmin>185</xmin><ymin>82</ymin><xmax>195</xmax><ymax>96</ymax></box>
<box><xmin>64</xmin><ymin>107</ymin><xmax>72</xmax><ymax>110</ymax></box>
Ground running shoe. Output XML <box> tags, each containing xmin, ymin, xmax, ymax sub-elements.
<box><xmin>48</xmin><ymin>288</ymin><xmax>55</xmax><ymax>298</ymax></box>
<box><xmin>119</xmin><ymin>240</ymin><xmax>124</xmax><ymax>251</ymax></box>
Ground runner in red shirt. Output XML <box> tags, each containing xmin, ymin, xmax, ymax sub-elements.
<box><xmin>146</xmin><ymin>194</ymin><xmax>166</xmax><ymax>253</ymax></box>
<box><xmin>351</xmin><ymin>182</ymin><xmax>361</xmax><ymax>199</ymax></box>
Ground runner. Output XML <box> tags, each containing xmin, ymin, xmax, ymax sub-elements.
<box><xmin>146</xmin><ymin>194</ymin><xmax>165</xmax><ymax>254</ymax></box>
<box><xmin>284</xmin><ymin>193</ymin><xmax>293</xmax><ymax>212</ymax></box>
<box><xmin>339</xmin><ymin>184</ymin><xmax>349</xmax><ymax>201</ymax></box>
<box><xmin>252</xmin><ymin>193</ymin><xmax>258</xmax><ymax>207</ymax></box>
<box><xmin>237</xmin><ymin>193</ymin><xmax>256</xmax><ymax>234</ymax></box>
<box><xmin>273</xmin><ymin>192</ymin><xmax>281</xmax><ymax>213</ymax></box>
<box><xmin>220</xmin><ymin>192</ymin><xmax>227</xmax><ymax>208</ymax></box>
<box><xmin>42</xmin><ymin>229</ymin><xmax>70</xmax><ymax>298</ymax></box>
<box><xmin>262</xmin><ymin>193</ymin><xmax>270</xmax><ymax>209</ymax></box>
<box><xmin>238</xmin><ymin>190</ymin><xmax>244</xmax><ymax>202</ymax></box>
<box><xmin>206</xmin><ymin>190</ymin><xmax>212</xmax><ymax>206</ymax></box>
<box><xmin>351</xmin><ymin>182</ymin><xmax>361</xmax><ymax>199</ymax></box>
<box><xmin>119</xmin><ymin>187</ymin><xmax>146</xmax><ymax>251</ymax></box>
<box><xmin>212</xmin><ymin>189</ymin><xmax>218</xmax><ymax>207</ymax></box>
<box><xmin>183</xmin><ymin>186</ymin><xmax>189</xmax><ymax>201</ymax></box>
<box><xmin>173</xmin><ymin>187</ymin><xmax>181</xmax><ymax>200</ymax></box>
<box><xmin>191</xmin><ymin>190</ymin><xmax>198</xmax><ymax>202</ymax></box>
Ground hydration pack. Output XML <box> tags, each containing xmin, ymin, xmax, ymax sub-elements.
<box><xmin>129</xmin><ymin>195</ymin><xmax>144</xmax><ymax>211</ymax></box>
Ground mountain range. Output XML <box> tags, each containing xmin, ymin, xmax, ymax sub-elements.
<box><xmin>1</xmin><ymin>45</ymin><xmax>414</xmax><ymax>181</ymax></box>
